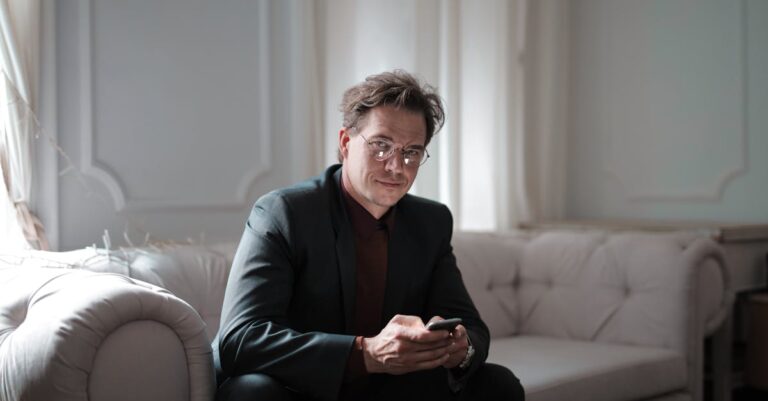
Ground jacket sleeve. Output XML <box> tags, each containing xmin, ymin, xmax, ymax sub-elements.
<box><xmin>216</xmin><ymin>191</ymin><xmax>354</xmax><ymax>401</ymax></box>
<box><xmin>423</xmin><ymin>206</ymin><xmax>490</xmax><ymax>391</ymax></box>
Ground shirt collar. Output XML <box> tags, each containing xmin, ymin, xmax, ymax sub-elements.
<box><xmin>340</xmin><ymin>174</ymin><xmax>396</xmax><ymax>239</ymax></box>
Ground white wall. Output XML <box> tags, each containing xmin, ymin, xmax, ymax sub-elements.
<box><xmin>40</xmin><ymin>0</ymin><xmax>766</xmax><ymax>250</ymax></box>
<box><xmin>45</xmin><ymin>0</ymin><xmax>317</xmax><ymax>250</ymax></box>
<box><xmin>41</xmin><ymin>0</ymin><xmax>521</xmax><ymax>250</ymax></box>
<box><xmin>566</xmin><ymin>0</ymin><xmax>768</xmax><ymax>223</ymax></box>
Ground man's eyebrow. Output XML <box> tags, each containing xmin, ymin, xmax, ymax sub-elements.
<box><xmin>369</xmin><ymin>134</ymin><xmax>425</xmax><ymax>149</ymax></box>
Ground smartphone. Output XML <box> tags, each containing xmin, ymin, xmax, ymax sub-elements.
<box><xmin>426</xmin><ymin>318</ymin><xmax>462</xmax><ymax>332</ymax></box>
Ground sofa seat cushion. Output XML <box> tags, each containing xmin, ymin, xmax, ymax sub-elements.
<box><xmin>487</xmin><ymin>336</ymin><xmax>686</xmax><ymax>401</ymax></box>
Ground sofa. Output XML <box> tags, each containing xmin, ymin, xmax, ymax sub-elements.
<box><xmin>0</xmin><ymin>229</ymin><xmax>732</xmax><ymax>401</ymax></box>
<box><xmin>452</xmin><ymin>230</ymin><xmax>731</xmax><ymax>401</ymax></box>
<box><xmin>0</xmin><ymin>249</ymin><xmax>221</xmax><ymax>401</ymax></box>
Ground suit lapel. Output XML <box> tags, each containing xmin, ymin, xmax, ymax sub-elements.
<box><xmin>335</xmin><ymin>225</ymin><xmax>356</xmax><ymax>333</ymax></box>
<box><xmin>382</xmin><ymin>219</ymin><xmax>414</xmax><ymax>324</ymax></box>
<box><xmin>328</xmin><ymin>167</ymin><xmax>356</xmax><ymax>333</ymax></box>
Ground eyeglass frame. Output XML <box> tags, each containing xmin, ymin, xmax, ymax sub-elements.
<box><xmin>354</xmin><ymin>130</ymin><xmax>431</xmax><ymax>167</ymax></box>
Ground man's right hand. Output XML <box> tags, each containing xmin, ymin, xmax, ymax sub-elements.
<box><xmin>361</xmin><ymin>314</ymin><xmax>453</xmax><ymax>375</ymax></box>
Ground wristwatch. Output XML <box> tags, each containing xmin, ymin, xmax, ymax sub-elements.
<box><xmin>458</xmin><ymin>337</ymin><xmax>475</xmax><ymax>370</ymax></box>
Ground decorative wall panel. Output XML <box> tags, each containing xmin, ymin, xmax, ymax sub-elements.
<box><xmin>78</xmin><ymin>0</ymin><xmax>271</xmax><ymax>211</ymax></box>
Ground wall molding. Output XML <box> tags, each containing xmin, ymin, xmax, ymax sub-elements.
<box><xmin>37</xmin><ymin>0</ymin><xmax>59</xmax><ymax>249</ymax></box>
<box><xmin>608</xmin><ymin>0</ymin><xmax>749</xmax><ymax>203</ymax></box>
<box><xmin>77</xmin><ymin>0</ymin><xmax>272</xmax><ymax>211</ymax></box>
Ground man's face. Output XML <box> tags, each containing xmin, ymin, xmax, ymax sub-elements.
<box><xmin>339</xmin><ymin>105</ymin><xmax>427</xmax><ymax>219</ymax></box>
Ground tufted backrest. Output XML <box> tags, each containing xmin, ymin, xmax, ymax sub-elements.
<box><xmin>113</xmin><ymin>245</ymin><xmax>234</xmax><ymax>341</ymax></box>
<box><xmin>0</xmin><ymin>244</ymin><xmax>234</xmax><ymax>342</ymax></box>
<box><xmin>453</xmin><ymin>229</ymin><xmax>728</xmax><ymax>351</ymax></box>
<box><xmin>452</xmin><ymin>231</ymin><xmax>527</xmax><ymax>337</ymax></box>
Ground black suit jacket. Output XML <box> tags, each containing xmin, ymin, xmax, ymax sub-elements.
<box><xmin>216</xmin><ymin>164</ymin><xmax>489</xmax><ymax>400</ymax></box>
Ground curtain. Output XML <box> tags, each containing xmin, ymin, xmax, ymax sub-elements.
<box><xmin>0</xmin><ymin>0</ymin><xmax>47</xmax><ymax>250</ymax></box>
<box><xmin>319</xmin><ymin>0</ymin><xmax>569</xmax><ymax>231</ymax></box>
<box><xmin>516</xmin><ymin>0</ymin><xmax>570</xmax><ymax>223</ymax></box>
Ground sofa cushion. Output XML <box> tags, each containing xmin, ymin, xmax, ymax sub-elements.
<box><xmin>513</xmin><ymin>230</ymin><xmax>726</xmax><ymax>352</ymax></box>
<box><xmin>453</xmin><ymin>231</ymin><xmax>527</xmax><ymax>337</ymax></box>
<box><xmin>487</xmin><ymin>336</ymin><xmax>686</xmax><ymax>401</ymax></box>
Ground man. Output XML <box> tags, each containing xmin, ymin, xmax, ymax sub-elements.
<box><xmin>214</xmin><ymin>70</ymin><xmax>524</xmax><ymax>401</ymax></box>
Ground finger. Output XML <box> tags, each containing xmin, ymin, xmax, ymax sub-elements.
<box><xmin>406</xmin><ymin>335</ymin><xmax>453</xmax><ymax>351</ymax></box>
<box><xmin>413</xmin><ymin>352</ymin><xmax>451</xmax><ymax>371</ymax></box>
<box><xmin>450</xmin><ymin>324</ymin><xmax>467</xmax><ymax>339</ymax></box>
<box><xmin>374</xmin><ymin>335</ymin><xmax>451</xmax><ymax>362</ymax></box>
<box><xmin>445</xmin><ymin>339</ymin><xmax>468</xmax><ymax>354</ymax></box>
<box><xmin>423</xmin><ymin>345</ymin><xmax>451</xmax><ymax>358</ymax></box>
<box><xmin>385</xmin><ymin>339</ymin><xmax>451</xmax><ymax>358</ymax></box>
<box><xmin>407</xmin><ymin>327</ymin><xmax>451</xmax><ymax>343</ymax></box>
<box><xmin>443</xmin><ymin>345</ymin><xmax>468</xmax><ymax>368</ymax></box>
<box><xmin>389</xmin><ymin>350</ymin><xmax>451</xmax><ymax>374</ymax></box>
<box><xmin>382</xmin><ymin>351</ymin><xmax>451</xmax><ymax>374</ymax></box>
<box><xmin>421</xmin><ymin>341</ymin><xmax>451</xmax><ymax>353</ymax></box>
<box><xmin>390</xmin><ymin>314</ymin><xmax>426</xmax><ymax>329</ymax></box>
<box><xmin>416</xmin><ymin>338</ymin><xmax>454</xmax><ymax>351</ymax></box>
<box><xmin>392</xmin><ymin>319</ymin><xmax>455</xmax><ymax>343</ymax></box>
<box><xmin>387</xmin><ymin>344</ymin><xmax>451</xmax><ymax>368</ymax></box>
<box><xmin>442</xmin><ymin>354</ymin><xmax>464</xmax><ymax>369</ymax></box>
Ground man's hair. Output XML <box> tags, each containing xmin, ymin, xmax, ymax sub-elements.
<box><xmin>338</xmin><ymin>70</ymin><xmax>445</xmax><ymax>161</ymax></box>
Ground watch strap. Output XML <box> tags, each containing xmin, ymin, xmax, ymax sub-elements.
<box><xmin>458</xmin><ymin>336</ymin><xmax>475</xmax><ymax>370</ymax></box>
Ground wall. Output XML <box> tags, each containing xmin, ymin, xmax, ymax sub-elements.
<box><xmin>40</xmin><ymin>0</ymin><xmax>766</xmax><ymax>250</ymax></box>
<box><xmin>566</xmin><ymin>0</ymin><xmax>768</xmax><ymax>223</ymax></box>
<box><xmin>43</xmin><ymin>0</ymin><xmax>317</xmax><ymax>250</ymax></box>
<box><xmin>39</xmin><ymin>0</ymin><xmax>521</xmax><ymax>250</ymax></box>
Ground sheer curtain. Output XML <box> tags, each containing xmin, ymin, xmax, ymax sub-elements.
<box><xmin>0</xmin><ymin>0</ymin><xmax>47</xmax><ymax>250</ymax></box>
<box><xmin>317</xmin><ymin>0</ymin><xmax>569</xmax><ymax>231</ymax></box>
<box><xmin>517</xmin><ymin>0</ymin><xmax>570</xmax><ymax>223</ymax></box>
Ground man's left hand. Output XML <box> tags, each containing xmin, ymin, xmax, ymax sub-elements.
<box><xmin>427</xmin><ymin>317</ymin><xmax>469</xmax><ymax>369</ymax></box>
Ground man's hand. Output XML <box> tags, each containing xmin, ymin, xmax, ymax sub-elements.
<box><xmin>426</xmin><ymin>316</ymin><xmax>470</xmax><ymax>369</ymax></box>
<box><xmin>361</xmin><ymin>315</ymin><xmax>452</xmax><ymax>375</ymax></box>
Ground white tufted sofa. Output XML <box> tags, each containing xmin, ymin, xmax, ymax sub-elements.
<box><xmin>0</xmin><ymin>230</ymin><xmax>731</xmax><ymax>401</ymax></box>
<box><xmin>452</xmin><ymin>230</ymin><xmax>732</xmax><ymax>401</ymax></box>
<box><xmin>0</xmin><ymin>246</ymin><xmax>229</xmax><ymax>401</ymax></box>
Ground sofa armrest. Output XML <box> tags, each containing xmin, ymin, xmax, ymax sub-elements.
<box><xmin>685</xmin><ymin>238</ymin><xmax>733</xmax><ymax>336</ymax></box>
<box><xmin>0</xmin><ymin>267</ymin><xmax>215</xmax><ymax>401</ymax></box>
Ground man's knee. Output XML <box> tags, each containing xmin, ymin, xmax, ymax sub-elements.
<box><xmin>471</xmin><ymin>363</ymin><xmax>525</xmax><ymax>401</ymax></box>
<box><xmin>216</xmin><ymin>373</ymin><xmax>294</xmax><ymax>401</ymax></box>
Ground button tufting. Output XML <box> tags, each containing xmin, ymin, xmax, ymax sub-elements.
<box><xmin>0</xmin><ymin>303</ymin><xmax>28</xmax><ymax>344</ymax></box>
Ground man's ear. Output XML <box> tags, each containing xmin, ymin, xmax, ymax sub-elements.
<box><xmin>338</xmin><ymin>128</ymin><xmax>351</xmax><ymax>160</ymax></box>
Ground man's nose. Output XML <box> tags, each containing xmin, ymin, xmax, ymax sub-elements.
<box><xmin>384</xmin><ymin>151</ymin><xmax>405</xmax><ymax>173</ymax></box>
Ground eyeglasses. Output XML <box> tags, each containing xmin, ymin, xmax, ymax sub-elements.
<box><xmin>358</xmin><ymin>133</ymin><xmax>430</xmax><ymax>167</ymax></box>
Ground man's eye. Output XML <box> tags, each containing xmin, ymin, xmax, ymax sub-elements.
<box><xmin>372</xmin><ymin>140</ymin><xmax>391</xmax><ymax>150</ymax></box>
<box><xmin>404</xmin><ymin>149</ymin><xmax>422</xmax><ymax>158</ymax></box>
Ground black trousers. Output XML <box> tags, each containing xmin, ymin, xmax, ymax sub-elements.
<box><xmin>216</xmin><ymin>363</ymin><xmax>524</xmax><ymax>401</ymax></box>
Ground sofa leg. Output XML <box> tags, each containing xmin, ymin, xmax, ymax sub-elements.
<box><xmin>711</xmin><ymin>314</ymin><xmax>733</xmax><ymax>401</ymax></box>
